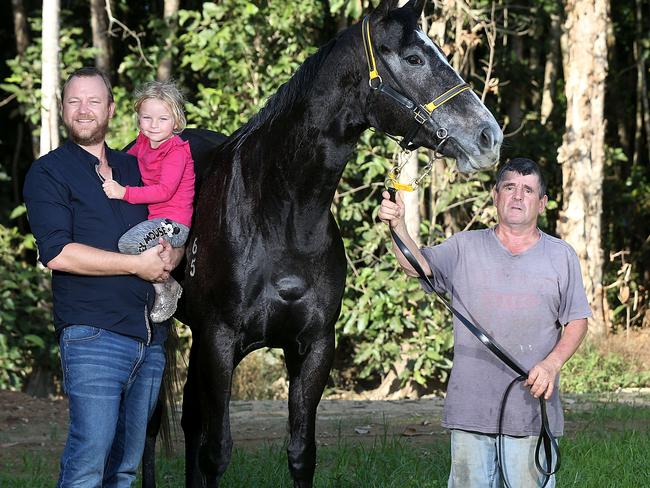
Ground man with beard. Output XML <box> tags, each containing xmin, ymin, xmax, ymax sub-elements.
<box><xmin>23</xmin><ymin>67</ymin><xmax>182</xmax><ymax>487</ymax></box>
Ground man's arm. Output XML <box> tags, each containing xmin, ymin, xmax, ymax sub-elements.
<box><xmin>525</xmin><ymin>318</ymin><xmax>588</xmax><ymax>399</ymax></box>
<box><xmin>47</xmin><ymin>243</ymin><xmax>170</xmax><ymax>282</ymax></box>
<box><xmin>378</xmin><ymin>190</ymin><xmax>432</xmax><ymax>277</ymax></box>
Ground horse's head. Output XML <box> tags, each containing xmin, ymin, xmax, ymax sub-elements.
<box><xmin>361</xmin><ymin>0</ymin><xmax>502</xmax><ymax>173</ymax></box>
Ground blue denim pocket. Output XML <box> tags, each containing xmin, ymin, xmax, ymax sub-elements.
<box><xmin>62</xmin><ymin>325</ymin><xmax>102</xmax><ymax>342</ymax></box>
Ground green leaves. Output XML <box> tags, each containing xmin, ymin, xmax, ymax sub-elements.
<box><xmin>333</xmin><ymin>130</ymin><xmax>497</xmax><ymax>392</ymax></box>
<box><xmin>169</xmin><ymin>1</ymin><xmax>324</xmax><ymax>134</ymax></box>
<box><xmin>562</xmin><ymin>341</ymin><xmax>650</xmax><ymax>393</ymax></box>
<box><xmin>9</xmin><ymin>0</ymin><xmax>646</xmax><ymax>396</ymax></box>
<box><xmin>0</xmin><ymin>225</ymin><xmax>56</xmax><ymax>390</ymax></box>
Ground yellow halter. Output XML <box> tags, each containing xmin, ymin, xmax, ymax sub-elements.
<box><xmin>362</xmin><ymin>16</ymin><xmax>470</xmax><ymax>117</ymax></box>
<box><xmin>361</xmin><ymin>16</ymin><xmax>471</xmax><ymax>191</ymax></box>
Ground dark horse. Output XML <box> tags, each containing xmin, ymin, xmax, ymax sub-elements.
<box><xmin>145</xmin><ymin>0</ymin><xmax>502</xmax><ymax>486</ymax></box>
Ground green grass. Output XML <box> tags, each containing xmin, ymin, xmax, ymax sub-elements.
<box><xmin>1</xmin><ymin>404</ymin><xmax>648</xmax><ymax>487</ymax></box>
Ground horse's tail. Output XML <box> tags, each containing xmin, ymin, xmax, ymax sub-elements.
<box><xmin>160</xmin><ymin>321</ymin><xmax>183</xmax><ymax>453</ymax></box>
<box><xmin>142</xmin><ymin>322</ymin><xmax>183</xmax><ymax>488</ymax></box>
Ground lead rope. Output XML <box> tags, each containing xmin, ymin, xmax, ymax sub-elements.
<box><xmin>384</xmin><ymin>187</ymin><xmax>559</xmax><ymax>487</ymax></box>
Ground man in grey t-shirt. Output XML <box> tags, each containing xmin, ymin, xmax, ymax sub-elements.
<box><xmin>378</xmin><ymin>158</ymin><xmax>591</xmax><ymax>488</ymax></box>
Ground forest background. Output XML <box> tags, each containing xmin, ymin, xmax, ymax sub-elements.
<box><xmin>0</xmin><ymin>0</ymin><xmax>648</xmax><ymax>399</ymax></box>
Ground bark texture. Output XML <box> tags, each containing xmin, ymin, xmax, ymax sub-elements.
<box><xmin>157</xmin><ymin>0</ymin><xmax>180</xmax><ymax>81</ymax></box>
<box><xmin>557</xmin><ymin>0</ymin><xmax>610</xmax><ymax>336</ymax></box>
<box><xmin>401</xmin><ymin>150</ymin><xmax>421</xmax><ymax>246</ymax></box>
<box><xmin>11</xmin><ymin>0</ymin><xmax>29</xmax><ymax>56</ymax></box>
<box><xmin>40</xmin><ymin>0</ymin><xmax>60</xmax><ymax>157</ymax></box>
<box><xmin>90</xmin><ymin>0</ymin><xmax>112</xmax><ymax>74</ymax></box>
<box><xmin>540</xmin><ymin>12</ymin><xmax>562</xmax><ymax>125</ymax></box>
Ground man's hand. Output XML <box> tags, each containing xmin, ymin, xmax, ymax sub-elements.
<box><xmin>525</xmin><ymin>319</ymin><xmax>588</xmax><ymax>400</ymax></box>
<box><xmin>103</xmin><ymin>179</ymin><xmax>126</xmax><ymax>199</ymax></box>
<box><xmin>376</xmin><ymin>190</ymin><xmax>432</xmax><ymax>278</ymax></box>
<box><xmin>158</xmin><ymin>238</ymin><xmax>184</xmax><ymax>271</ymax></box>
<box><xmin>378</xmin><ymin>190</ymin><xmax>406</xmax><ymax>230</ymax></box>
<box><xmin>525</xmin><ymin>357</ymin><xmax>562</xmax><ymax>400</ymax></box>
<box><xmin>135</xmin><ymin>245</ymin><xmax>169</xmax><ymax>282</ymax></box>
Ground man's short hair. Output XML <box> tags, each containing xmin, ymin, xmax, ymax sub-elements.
<box><xmin>61</xmin><ymin>67</ymin><xmax>114</xmax><ymax>104</ymax></box>
<box><xmin>495</xmin><ymin>157</ymin><xmax>547</xmax><ymax>197</ymax></box>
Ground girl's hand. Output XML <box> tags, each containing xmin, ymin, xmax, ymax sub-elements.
<box><xmin>103</xmin><ymin>179</ymin><xmax>126</xmax><ymax>199</ymax></box>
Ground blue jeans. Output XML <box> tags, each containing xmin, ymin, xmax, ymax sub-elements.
<box><xmin>448</xmin><ymin>429</ymin><xmax>556</xmax><ymax>488</ymax></box>
<box><xmin>57</xmin><ymin>325</ymin><xmax>166</xmax><ymax>488</ymax></box>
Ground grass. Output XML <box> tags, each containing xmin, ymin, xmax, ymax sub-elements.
<box><xmin>1</xmin><ymin>404</ymin><xmax>648</xmax><ymax>487</ymax></box>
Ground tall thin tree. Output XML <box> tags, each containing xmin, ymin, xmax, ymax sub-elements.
<box><xmin>557</xmin><ymin>0</ymin><xmax>610</xmax><ymax>336</ymax></box>
<box><xmin>90</xmin><ymin>0</ymin><xmax>113</xmax><ymax>74</ymax></box>
<box><xmin>40</xmin><ymin>0</ymin><xmax>60</xmax><ymax>157</ymax></box>
<box><xmin>11</xmin><ymin>0</ymin><xmax>29</xmax><ymax>55</ymax></box>
<box><xmin>540</xmin><ymin>8</ymin><xmax>562</xmax><ymax>125</ymax></box>
<box><xmin>157</xmin><ymin>0</ymin><xmax>180</xmax><ymax>81</ymax></box>
<box><xmin>11</xmin><ymin>0</ymin><xmax>32</xmax><ymax>215</ymax></box>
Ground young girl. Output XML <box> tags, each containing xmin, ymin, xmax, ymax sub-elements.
<box><xmin>103</xmin><ymin>80</ymin><xmax>195</xmax><ymax>322</ymax></box>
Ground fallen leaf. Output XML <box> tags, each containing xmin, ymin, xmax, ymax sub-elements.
<box><xmin>354</xmin><ymin>425</ymin><xmax>371</xmax><ymax>435</ymax></box>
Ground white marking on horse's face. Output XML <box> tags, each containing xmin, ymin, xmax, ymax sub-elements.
<box><xmin>415</xmin><ymin>29</ymin><xmax>451</xmax><ymax>67</ymax></box>
<box><xmin>414</xmin><ymin>28</ymin><xmax>482</xmax><ymax>105</ymax></box>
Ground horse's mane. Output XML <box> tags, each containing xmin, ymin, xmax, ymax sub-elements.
<box><xmin>223</xmin><ymin>37</ymin><xmax>339</xmax><ymax>150</ymax></box>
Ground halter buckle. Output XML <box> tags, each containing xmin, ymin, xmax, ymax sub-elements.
<box><xmin>413</xmin><ymin>107</ymin><xmax>430</xmax><ymax>125</ymax></box>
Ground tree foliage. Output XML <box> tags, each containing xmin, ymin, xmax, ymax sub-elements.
<box><xmin>0</xmin><ymin>0</ymin><xmax>648</xmax><ymax>394</ymax></box>
<box><xmin>0</xmin><ymin>219</ymin><xmax>55</xmax><ymax>390</ymax></box>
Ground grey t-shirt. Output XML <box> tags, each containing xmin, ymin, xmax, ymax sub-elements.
<box><xmin>420</xmin><ymin>227</ymin><xmax>591</xmax><ymax>436</ymax></box>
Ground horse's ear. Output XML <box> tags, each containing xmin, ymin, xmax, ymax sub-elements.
<box><xmin>370</xmin><ymin>0</ymin><xmax>401</xmax><ymax>20</ymax></box>
<box><xmin>370</xmin><ymin>0</ymin><xmax>424</xmax><ymax>20</ymax></box>
<box><xmin>407</xmin><ymin>0</ymin><xmax>425</xmax><ymax>18</ymax></box>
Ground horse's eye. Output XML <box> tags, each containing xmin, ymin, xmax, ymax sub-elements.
<box><xmin>406</xmin><ymin>55</ymin><xmax>423</xmax><ymax>66</ymax></box>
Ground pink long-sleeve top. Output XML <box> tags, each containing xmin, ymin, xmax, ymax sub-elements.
<box><xmin>125</xmin><ymin>132</ymin><xmax>195</xmax><ymax>227</ymax></box>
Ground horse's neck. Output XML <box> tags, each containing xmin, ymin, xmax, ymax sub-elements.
<box><xmin>235</xmin><ymin>40</ymin><xmax>367</xmax><ymax>221</ymax></box>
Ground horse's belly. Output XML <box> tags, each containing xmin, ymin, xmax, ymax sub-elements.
<box><xmin>238</xmin><ymin>283</ymin><xmax>339</xmax><ymax>348</ymax></box>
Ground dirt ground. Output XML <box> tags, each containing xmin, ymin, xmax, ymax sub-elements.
<box><xmin>4</xmin><ymin>328</ymin><xmax>649</xmax><ymax>472</ymax></box>
<box><xmin>0</xmin><ymin>390</ymin><xmax>448</xmax><ymax>467</ymax></box>
<box><xmin>2</xmin><ymin>387</ymin><xmax>650</xmax><ymax>478</ymax></box>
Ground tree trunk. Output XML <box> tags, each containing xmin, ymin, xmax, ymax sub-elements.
<box><xmin>557</xmin><ymin>0</ymin><xmax>610</xmax><ymax>337</ymax></box>
<box><xmin>11</xmin><ymin>0</ymin><xmax>29</xmax><ymax>55</ymax></box>
<box><xmin>452</xmin><ymin>0</ymin><xmax>464</xmax><ymax>71</ymax></box>
<box><xmin>40</xmin><ymin>0</ymin><xmax>60</xmax><ymax>157</ymax></box>
<box><xmin>633</xmin><ymin>0</ymin><xmax>650</xmax><ymax>166</ymax></box>
<box><xmin>540</xmin><ymin>11</ymin><xmax>562</xmax><ymax>125</ymax></box>
<box><xmin>11</xmin><ymin>0</ymin><xmax>33</xmax><ymax>218</ymax></box>
<box><xmin>156</xmin><ymin>0</ymin><xmax>180</xmax><ymax>81</ymax></box>
<box><xmin>401</xmin><ymin>150</ymin><xmax>421</xmax><ymax>246</ymax></box>
<box><xmin>506</xmin><ymin>34</ymin><xmax>524</xmax><ymax>132</ymax></box>
<box><xmin>90</xmin><ymin>0</ymin><xmax>112</xmax><ymax>74</ymax></box>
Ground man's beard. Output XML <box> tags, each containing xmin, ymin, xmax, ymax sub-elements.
<box><xmin>65</xmin><ymin>118</ymin><xmax>110</xmax><ymax>146</ymax></box>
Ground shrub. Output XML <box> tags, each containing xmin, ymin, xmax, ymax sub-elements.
<box><xmin>0</xmin><ymin>222</ymin><xmax>57</xmax><ymax>391</ymax></box>
<box><xmin>561</xmin><ymin>340</ymin><xmax>650</xmax><ymax>394</ymax></box>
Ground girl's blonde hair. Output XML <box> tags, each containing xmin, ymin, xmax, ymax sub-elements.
<box><xmin>134</xmin><ymin>80</ymin><xmax>187</xmax><ymax>134</ymax></box>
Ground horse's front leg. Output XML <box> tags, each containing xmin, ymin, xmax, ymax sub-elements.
<box><xmin>197</xmin><ymin>327</ymin><xmax>237</xmax><ymax>488</ymax></box>
<box><xmin>283</xmin><ymin>331</ymin><xmax>335</xmax><ymax>488</ymax></box>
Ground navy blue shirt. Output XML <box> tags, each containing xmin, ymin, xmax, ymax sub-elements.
<box><xmin>23</xmin><ymin>140</ymin><xmax>163</xmax><ymax>343</ymax></box>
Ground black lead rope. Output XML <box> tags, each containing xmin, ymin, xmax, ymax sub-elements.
<box><xmin>385</xmin><ymin>188</ymin><xmax>560</xmax><ymax>487</ymax></box>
